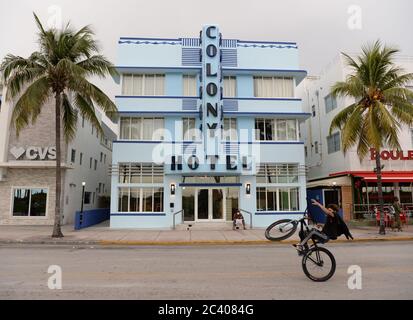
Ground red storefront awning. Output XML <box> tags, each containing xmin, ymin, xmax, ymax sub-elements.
<box><xmin>330</xmin><ymin>171</ymin><xmax>413</xmax><ymax>183</ymax></box>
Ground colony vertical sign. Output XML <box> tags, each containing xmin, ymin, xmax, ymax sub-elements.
<box><xmin>201</xmin><ymin>25</ymin><xmax>223</xmax><ymax>158</ymax></box>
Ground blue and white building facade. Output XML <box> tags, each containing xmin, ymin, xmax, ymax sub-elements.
<box><xmin>110</xmin><ymin>25</ymin><xmax>309</xmax><ymax>229</ymax></box>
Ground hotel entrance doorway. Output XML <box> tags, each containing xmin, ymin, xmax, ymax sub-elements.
<box><xmin>182</xmin><ymin>187</ymin><xmax>239</xmax><ymax>222</ymax></box>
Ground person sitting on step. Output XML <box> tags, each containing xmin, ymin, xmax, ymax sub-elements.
<box><xmin>233</xmin><ymin>209</ymin><xmax>246</xmax><ymax>230</ymax></box>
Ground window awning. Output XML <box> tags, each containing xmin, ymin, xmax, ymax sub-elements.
<box><xmin>330</xmin><ymin>171</ymin><xmax>413</xmax><ymax>183</ymax></box>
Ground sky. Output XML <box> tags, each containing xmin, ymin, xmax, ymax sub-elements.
<box><xmin>0</xmin><ymin>0</ymin><xmax>412</xmax><ymax>102</ymax></box>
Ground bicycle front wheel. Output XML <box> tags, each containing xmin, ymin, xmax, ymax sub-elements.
<box><xmin>265</xmin><ymin>219</ymin><xmax>297</xmax><ymax>241</ymax></box>
<box><xmin>302</xmin><ymin>247</ymin><xmax>336</xmax><ymax>282</ymax></box>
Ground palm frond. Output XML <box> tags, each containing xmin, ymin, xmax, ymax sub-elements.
<box><xmin>61</xmin><ymin>93</ymin><xmax>78</xmax><ymax>141</ymax></box>
<box><xmin>11</xmin><ymin>76</ymin><xmax>51</xmax><ymax>135</ymax></box>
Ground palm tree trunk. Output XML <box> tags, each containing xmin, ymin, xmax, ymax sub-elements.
<box><xmin>52</xmin><ymin>92</ymin><xmax>64</xmax><ymax>238</ymax></box>
<box><xmin>375</xmin><ymin>150</ymin><xmax>386</xmax><ymax>235</ymax></box>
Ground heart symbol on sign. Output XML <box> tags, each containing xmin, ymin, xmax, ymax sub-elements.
<box><xmin>10</xmin><ymin>146</ymin><xmax>25</xmax><ymax>159</ymax></box>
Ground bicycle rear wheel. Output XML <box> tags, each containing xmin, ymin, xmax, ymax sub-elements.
<box><xmin>265</xmin><ymin>219</ymin><xmax>297</xmax><ymax>241</ymax></box>
<box><xmin>302</xmin><ymin>247</ymin><xmax>336</xmax><ymax>282</ymax></box>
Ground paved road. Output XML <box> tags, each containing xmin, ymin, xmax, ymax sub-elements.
<box><xmin>0</xmin><ymin>242</ymin><xmax>412</xmax><ymax>299</ymax></box>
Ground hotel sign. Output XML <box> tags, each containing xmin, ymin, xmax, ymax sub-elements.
<box><xmin>201</xmin><ymin>25</ymin><xmax>227</xmax><ymax>164</ymax></box>
<box><xmin>370</xmin><ymin>148</ymin><xmax>413</xmax><ymax>161</ymax></box>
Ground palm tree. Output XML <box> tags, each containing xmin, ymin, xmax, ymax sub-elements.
<box><xmin>0</xmin><ymin>13</ymin><xmax>118</xmax><ymax>237</ymax></box>
<box><xmin>330</xmin><ymin>40</ymin><xmax>413</xmax><ymax>235</ymax></box>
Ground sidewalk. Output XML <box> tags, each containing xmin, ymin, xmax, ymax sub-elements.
<box><xmin>1</xmin><ymin>221</ymin><xmax>413</xmax><ymax>245</ymax></box>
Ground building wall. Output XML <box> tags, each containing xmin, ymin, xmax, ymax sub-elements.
<box><xmin>299</xmin><ymin>55</ymin><xmax>413</xmax><ymax>181</ymax></box>
<box><xmin>0</xmin><ymin>88</ymin><xmax>115</xmax><ymax>225</ymax></box>
<box><xmin>111</xmin><ymin>28</ymin><xmax>309</xmax><ymax>229</ymax></box>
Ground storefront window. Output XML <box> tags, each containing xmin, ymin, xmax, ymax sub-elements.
<box><xmin>13</xmin><ymin>188</ymin><xmax>47</xmax><ymax>217</ymax></box>
<box><xmin>399</xmin><ymin>183</ymin><xmax>413</xmax><ymax>204</ymax></box>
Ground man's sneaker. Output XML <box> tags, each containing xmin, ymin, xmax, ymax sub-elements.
<box><xmin>292</xmin><ymin>244</ymin><xmax>305</xmax><ymax>256</ymax></box>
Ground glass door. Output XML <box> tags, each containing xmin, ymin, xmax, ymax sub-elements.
<box><xmin>195</xmin><ymin>188</ymin><xmax>225</xmax><ymax>221</ymax></box>
<box><xmin>212</xmin><ymin>189</ymin><xmax>224</xmax><ymax>220</ymax></box>
<box><xmin>182</xmin><ymin>187</ymin><xmax>195</xmax><ymax>221</ymax></box>
<box><xmin>197</xmin><ymin>189</ymin><xmax>209</xmax><ymax>220</ymax></box>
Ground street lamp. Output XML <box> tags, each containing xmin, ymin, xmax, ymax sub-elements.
<box><xmin>81</xmin><ymin>182</ymin><xmax>86</xmax><ymax>213</ymax></box>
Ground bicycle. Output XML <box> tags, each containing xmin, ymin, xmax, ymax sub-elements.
<box><xmin>265</xmin><ymin>208</ymin><xmax>336</xmax><ymax>282</ymax></box>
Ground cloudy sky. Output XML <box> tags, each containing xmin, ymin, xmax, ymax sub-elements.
<box><xmin>1</xmin><ymin>0</ymin><xmax>411</xmax><ymax>100</ymax></box>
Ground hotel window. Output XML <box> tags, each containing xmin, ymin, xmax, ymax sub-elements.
<box><xmin>118</xmin><ymin>187</ymin><xmax>164</xmax><ymax>213</ymax></box>
<box><xmin>327</xmin><ymin>132</ymin><xmax>341</xmax><ymax>154</ymax></box>
<box><xmin>84</xmin><ymin>192</ymin><xmax>91</xmax><ymax>204</ymax></box>
<box><xmin>324</xmin><ymin>94</ymin><xmax>337</xmax><ymax>113</ymax></box>
<box><xmin>79</xmin><ymin>152</ymin><xmax>83</xmax><ymax>165</ymax></box>
<box><xmin>255</xmin><ymin>119</ymin><xmax>297</xmax><ymax>141</ymax></box>
<box><xmin>182</xmin><ymin>117</ymin><xmax>197</xmax><ymax>140</ymax></box>
<box><xmin>256</xmin><ymin>187</ymin><xmax>299</xmax><ymax>211</ymax></box>
<box><xmin>314</xmin><ymin>141</ymin><xmax>319</xmax><ymax>154</ymax></box>
<box><xmin>122</xmin><ymin>74</ymin><xmax>165</xmax><ymax>96</ymax></box>
<box><xmin>223</xmin><ymin>76</ymin><xmax>237</xmax><ymax>97</ymax></box>
<box><xmin>223</xmin><ymin>118</ymin><xmax>237</xmax><ymax>141</ymax></box>
<box><xmin>253</xmin><ymin>76</ymin><xmax>294</xmax><ymax>97</ymax></box>
<box><xmin>120</xmin><ymin>117</ymin><xmax>164</xmax><ymax>140</ymax></box>
<box><xmin>312</xmin><ymin>105</ymin><xmax>316</xmax><ymax>117</ymax></box>
<box><xmin>256</xmin><ymin>163</ymin><xmax>299</xmax><ymax>184</ymax></box>
<box><xmin>89</xmin><ymin>157</ymin><xmax>92</xmax><ymax>169</ymax></box>
<box><xmin>71</xmin><ymin>149</ymin><xmax>76</xmax><ymax>163</ymax></box>
<box><xmin>12</xmin><ymin>188</ymin><xmax>47</xmax><ymax>217</ymax></box>
<box><xmin>118</xmin><ymin>163</ymin><xmax>164</xmax><ymax>184</ymax></box>
<box><xmin>94</xmin><ymin>159</ymin><xmax>97</xmax><ymax>170</ymax></box>
<box><xmin>183</xmin><ymin>75</ymin><xmax>197</xmax><ymax>96</ymax></box>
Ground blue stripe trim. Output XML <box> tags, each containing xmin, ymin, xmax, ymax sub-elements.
<box><xmin>222</xmin><ymin>141</ymin><xmax>304</xmax><ymax>145</ymax></box>
<box><xmin>238</xmin><ymin>40</ymin><xmax>297</xmax><ymax>45</ymax></box>
<box><xmin>225</xmin><ymin>97</ymin><xmax>301</xmax><ymax>101</ymax></box>
<box><xmin>113</xmin><ymin>140</ymin><xmax>203</xmax><ymax>144</ymax></box>
<box><xmin>116</xmin><ymin>95</ymin><xmax>200</xmax><ymax>99</ymax></box>
<box><xmin>116</xmin><ymin>66</ymin><xmax>201</xmax><ymax>71</ymax></box>
<box><xmin>113</xmin><ymin>140</ymin><xmax>303</xmax><ymax>145</ymax></box>
<box><xmin>111</xmin><ymin>213</ymin><xmax>166</xmax><ymax>216</ymax></box>
<box><xmin>222</xmin><ymin>68</ymin><xmax>307</xmax><ymax>73</ymax></box>
<box><xmin>255</xmin><ymin>211</ymin><xmax>304</xmax><ymax>215</ymax></box>
<box><xmin>224</xmin><ymin>112</ymin><xmax>310</xmax><ymax>116</ymax></box>
<box><xmin>119</xmin><ymin>37</ymin><xmax>180</xmax><ymax>41</ymax></box>
<box><xmin>116</xmin><ymin>96</ymin><xmax>300</xmax><ymax>101</ymax></box>
<box><xmin>117</xmin><ymin>111</ymin><xmax>198</xmax><ymax>115</ymax></box>
<box><xmin>179</xmin><ymin>183</ymin><xmax>242</xmax><ymax>187</ymax></box>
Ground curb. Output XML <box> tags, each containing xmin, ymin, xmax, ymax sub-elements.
<box><xmin>1</xmin><ymin>237</ymin><xmax>413</xmax><ymax>246</ymax></box>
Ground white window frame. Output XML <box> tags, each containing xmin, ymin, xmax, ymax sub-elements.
<box><xmin>10</xmin><ymin>187</ymin><xmax>49</xmax><ymax>218</ymax></box>
<box><xmin>255</xmin><ymin>118</ymin><xmax>298</xmax><ymax>141</ymax></box>
<box><xmin>223</xmin><ymin>76</ymin><xmax>237</xmax><ymax>97</ymax></box>
<box><xmin>183</xmin><ymin>75</ymin><xmax>198</xmax><ymax>96</ymax></box>
<box><xmin>223</xmin><ymin>118</ymin><xmax>237</xmax><ymax>141</ymax></box>
<box><xmin>117</xmin><ymin>187</ymin><xmax>164</xmax><ymax>213</ymax></box>
<box><xmin>256</xmin><ymin>187</ymin><xmax>300</xmax><ymax>212</ymax></box>
<box><xmin>121</xmin><ymin>74</ymin><xmax>166</xmax><ymax>96</ymax></box>
<box><xmin>120</xmin><ymin>117</ymin><xmax>165</xmax><ymax>141</ymax></box>
<box><xmin>253</xmin><ymin>76</ymin><xmax>294</xmax><ymax>98</ymax></box>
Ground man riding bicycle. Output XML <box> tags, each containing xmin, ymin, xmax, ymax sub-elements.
<box><xmin>294</xmin><ymin>199</ymin><xmax>353</xmax><ymax>255</ymax></box>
